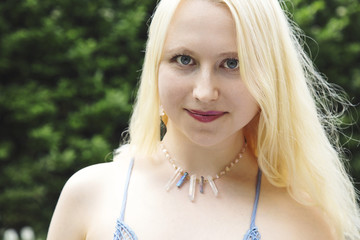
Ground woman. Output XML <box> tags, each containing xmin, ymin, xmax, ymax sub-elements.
<box><xmin>47</xmin><ymin>0</ymin><xmax>360</xmax><ymax>239</ymax></box>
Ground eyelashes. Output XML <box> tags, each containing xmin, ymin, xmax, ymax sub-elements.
<box><xmin>173</xmin><ymin>55</ymin><xmax>195</xmax><ymax>66</ymax></box>
<box><xmin>223</xmin><ymin>58</ymin><xmax>239</xmax><ymax>69</ymax></box>
<box><xmin>169</xmin><ymin>54</ymin><xmax>239</xmax><ymax>71</ymax></box>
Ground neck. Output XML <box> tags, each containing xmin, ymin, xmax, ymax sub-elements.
<box><xmin>161</xmin><ymin>127</ymin><xmax>246</xmax><ymax>178</ymax></box>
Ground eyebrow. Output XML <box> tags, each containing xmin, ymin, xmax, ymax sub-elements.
<box><xmin>218</xmin><ymin>52</ymin><xmax>238</xmax><ymax>58</ymax></box>
<box><xmin>164</xmin><ymin>47</ymin><xmax>238</xmax><ymax>58</ymax></box>
<box><xmin>164</xmin><ymin>47</ymin><xmax>196</xmax><ymax>56</ymax></box>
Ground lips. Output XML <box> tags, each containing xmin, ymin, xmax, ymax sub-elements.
<box><xmin>186</xmin><ymin>109</ymin><xmax>226</xmax><ymax>123</ymax></box>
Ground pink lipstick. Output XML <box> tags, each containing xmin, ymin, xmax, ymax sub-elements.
<box><xmin>186</xmin><ymin>109</ymin><xmax>226</xmax><ymax>123</ymax></box>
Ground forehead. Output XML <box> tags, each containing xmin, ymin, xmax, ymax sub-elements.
<box><xmin>163</xmin><ymin>0</ymin><xmax>237</xmax><ymax>53</ymax></box>
<box><xmin>172</xmin><ymin>0</ymin><xmax>232</xmax><ymax>22</ymax></box>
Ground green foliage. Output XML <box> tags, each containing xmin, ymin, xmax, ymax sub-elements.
<box><xmin>0</xmin><ymin>0</ymin><xmax>155</xmax><ymax>237</ymax></box>
<box><xmin>287</xmin><ymin>0</ymin><xmax>360</xmax><ymax>178</ymax></box>
<box><xmin>0</xmin><ymin>0</ymin><xmax>359</xmax><ymax>238</ymax></box>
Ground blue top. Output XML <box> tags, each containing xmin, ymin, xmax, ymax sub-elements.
<box><xmin>113</xmin><ymin>159</ymin><xmax>262</xmax><ymax>240</ymax></box>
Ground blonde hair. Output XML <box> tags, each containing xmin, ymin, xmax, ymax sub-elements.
<box><xmin>127</xmin><ymin>0</ymin><xmax>360</xmax><ymax>238</ymax></box>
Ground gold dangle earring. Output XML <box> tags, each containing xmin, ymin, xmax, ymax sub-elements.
<box><xmin>159</xmin><ymin>105</ymin><xmax>168</xmax><ymax>140</ymax></box>
<box><xmin>159</xmin><ymin>105</ymin><xmax>168</xmax><ymax>125</ymax></box>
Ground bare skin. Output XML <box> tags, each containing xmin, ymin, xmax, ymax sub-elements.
<box><xmin>47</xmin><ymin>149</ymin><xmax>334</xmax><ymax>240</ymax></box>
<box><xmin>47</xmin><ymin>0</ymin><xmax>336</xmax><ymax>239</ymax></box>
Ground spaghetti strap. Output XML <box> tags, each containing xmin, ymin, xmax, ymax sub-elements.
<box><xmin>119</xmin><ymin>158</ymin><xmax>135</xmax><ymax>221</ymax></box>
<box><xmin>113</xmin><ymin>158</ymin><xmax>138</xmax><ymax>240</ymax></box>
<box><xmin>243</xmin><ymin>169</ymin><xmax>262</xmax><ymax>240</ymax></box>
<box><xmin>250</xmin><ymin>170</ymin><xmax>262</xmax><ymax>228</ymax></box>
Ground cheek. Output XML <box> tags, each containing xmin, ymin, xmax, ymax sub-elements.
<box><xmin>158</xmin><ymin>66</ymin><xmax>174</xmax><ymax>104</ymax></box>
<box><xmin>230</xmin><ymin>85</ymin><xmax>259</xmax><ymax>120</ymax></box>
<box><xmin>158</xmin><ymin>65</ymin><xmax>188</xmax><ymax>106</ymax></box>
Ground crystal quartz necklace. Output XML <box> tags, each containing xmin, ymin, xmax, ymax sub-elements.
<box><xmin>160</xmin><ymin>143</ymin><xmax>247</xmax><ymax>202</ymax></box>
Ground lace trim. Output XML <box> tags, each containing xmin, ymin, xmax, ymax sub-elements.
<box><xmin>113</xmin><ymin>218</ymin><xmax>138</xmax><ymax>240</ymax></box>
<box><xmin>244</xmin><ymin>227</ymin><xmax>261</xmax><ymax>240</ymax></box>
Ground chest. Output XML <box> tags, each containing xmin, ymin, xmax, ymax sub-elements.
<box><xmin>94</xmin><ymin>172</ymin><xmax>259</xmax><ymax>240</ymax></box>
<box><xmin>84</xmin><ymin>163</ymin><xmax>330</xmax><ymax>240</ymax></box>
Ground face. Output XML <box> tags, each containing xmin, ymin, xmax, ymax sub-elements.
<box><xmin>158</xmin><ymin>0</ymin><xmax>259</xmax><ymax>147</ymax></box>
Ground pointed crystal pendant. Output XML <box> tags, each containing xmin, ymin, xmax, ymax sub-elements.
<box><xmin>176</xmin><ymin>172</ymin><xmax>188</xmax><ymax>188</ymax></box>
<box><xmin>189</xmin><ymin>174</ymin><xmax>196</xmax><ymax>201</ymax></box>
<box><xmin>207</xmin><ymin>175</ymin><xmax>218</xmax><ymax>197</ymax></box>
<box><xmin>165</xmin><ymin>168</ymin><xmax>182</xmax><ymax>191</ymax></box>
<box><xmin>200</xmin><ymin>176</ymin><xmax>204</xmax><ymax>194</ymax></box>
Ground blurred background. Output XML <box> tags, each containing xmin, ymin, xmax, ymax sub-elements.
<box><xmin>0</xmin><ymin>0</ymin><xmax>359</xmax><ymax>239</ymax></box>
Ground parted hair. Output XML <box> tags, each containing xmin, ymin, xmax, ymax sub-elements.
<box><xmin>125</xmin><ymin>0</ymin><xmax>360</xmax><ymax>238</ymax></box>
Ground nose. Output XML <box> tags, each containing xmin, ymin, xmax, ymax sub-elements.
<box><xmin>192</xmin><ymin>68</ymin><xmax>219</xmax><ymax>102</ymax></box>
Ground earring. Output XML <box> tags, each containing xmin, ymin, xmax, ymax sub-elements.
<box><xmin>160</xmin><ymin>105</ymin><xmax>165</xmax><ymax>116</ymax></box>
<box><xmin>159</xmin><ymin>105</ymin><xmax>168</xmax><ymax>125</ymax></box>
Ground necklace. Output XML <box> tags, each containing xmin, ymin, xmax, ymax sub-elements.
<box><xmin>160</xmin><ymin>142</ymin><xmax>247</xmax><ymax>201</ymax></box>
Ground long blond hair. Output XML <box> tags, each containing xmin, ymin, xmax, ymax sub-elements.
<box><xmin>127</xmin><ymin>0</ymin><xmax>360</xmax><ymax>238</ymax></box>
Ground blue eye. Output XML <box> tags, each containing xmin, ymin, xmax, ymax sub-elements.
<box><xmin>176</xmin><ymin>55</ymin><xmax>193</xmax><ymax>65</ymax></box>
<box><xmin>224</xmin><ymin>59</ymin><xmax>239</xmax><ymax>69</ymax></box>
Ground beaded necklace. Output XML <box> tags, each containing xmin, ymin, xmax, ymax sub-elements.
<box><xmin>160</xmin><ymin>142</ymin><xmax>247</xmax><ymax>201</ymax></box>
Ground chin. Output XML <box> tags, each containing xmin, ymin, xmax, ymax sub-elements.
<box><xmin>185</xmin><ymin>127</ymin><xmax>244</xmax><ymax>148</ymax></box>
<box><xmin>186</xmin><ymin>133</ymin><xmax>229</xmax><ymax>148</ymax></box>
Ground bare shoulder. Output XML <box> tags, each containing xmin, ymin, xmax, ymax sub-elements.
<box><xmin>57</xmin><ymin>146</ymin><xmax>134</xmax><ymax>201</ymax></box>
<box><xmin>65</xmin><ymin>161</ymin><xmax>123</xmax><ymax>190</ymax></box>
<box><xmin>259</xmin><ymin>178</ymin><xmax>336</xmax><ymax>240</ymax></box>
<box><xmin>47</xmin><ymin>154</ymin><xmax>132</xmax><ymax>240</ymax></box>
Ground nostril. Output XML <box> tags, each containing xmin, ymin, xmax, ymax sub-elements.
<box><xmin>193</xmin><ymin>85</ymin><xmax>219</xmax><ymax>102</ymax></box>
